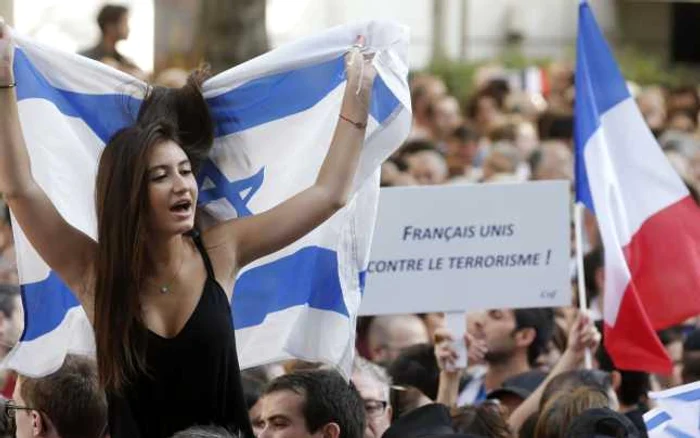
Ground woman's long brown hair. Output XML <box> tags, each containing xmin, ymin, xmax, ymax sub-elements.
<box><xmin>94</xmin><ymin>72</ymin><xmax>213</xmax><ymax>392</ymax></box>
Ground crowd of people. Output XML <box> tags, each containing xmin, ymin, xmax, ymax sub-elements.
<box><xmin>2</xmin><ymin>3</ymin><xmax>700</xmax><ymax>438</ymax></box>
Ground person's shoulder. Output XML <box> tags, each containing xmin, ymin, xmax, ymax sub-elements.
<box><xmin>79</xmin><ymin>45</ymin><xmax>103</xmax><ymax>60</ymax></box>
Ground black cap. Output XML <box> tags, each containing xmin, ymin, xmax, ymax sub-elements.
<box><xmin>566</xmin><ymin>408</ymin><xmax>640</xmax><ymax>438</ymax></box>
<box><xmin>487</xmin><ymin>370</ymin><xmax>547</xmax><ymax>401</ymax></box>
<box><xmin>382</xmin><ymin>403</ymin><xmax>455</xmax><ymax>438</ymax></box>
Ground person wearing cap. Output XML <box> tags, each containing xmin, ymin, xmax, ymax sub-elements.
<box><xmin>486</xmin><ymin>370</ymin><xmax>547</xmax><ymax>413</ymax></box>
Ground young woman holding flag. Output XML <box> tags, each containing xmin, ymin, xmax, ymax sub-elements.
<box><xmin>0</xmin><ymin>18</ymin><xmax>375</xmax><ymax>438</ymax></box>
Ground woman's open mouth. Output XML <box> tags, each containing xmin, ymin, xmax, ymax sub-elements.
<box><xmin>170</xmin><ymin>200</ymin><xmax>193</xmax><ymax>215</ymax></box>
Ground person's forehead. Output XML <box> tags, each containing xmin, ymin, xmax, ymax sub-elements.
<box><xmin>388</xmin><ymin>316</ymin><xmax>427</xmax><ymax>337</ymax></box>
<box><xmin>351</xmin><ymin>373</ymin><xmax>387</xmax><ymax>401</ymax></box>
<box><xmin>261</xmin><ymin>390</ymin><xmax>305</xmax><ymax>418</ymax></box>
<box><xmin>148</xmin><ymin>140</ymin><xmax>188</xmax><ymax>165</ymax></box>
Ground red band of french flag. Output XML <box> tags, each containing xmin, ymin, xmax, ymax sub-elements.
<box><xmin>575</xmin><ymin>1</ymin><xmax>700</xmax><ymax>373</ymax></box>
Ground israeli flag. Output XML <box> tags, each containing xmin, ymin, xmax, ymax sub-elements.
<box><xmin>646</xmin><ymin>381</ymin><xmax>700</xmax><ymax>437</ymax></box>
<box><xmin>3</xmin><ymin>20</ymin><xmax>411</xmax><ymax>377</ymax></box>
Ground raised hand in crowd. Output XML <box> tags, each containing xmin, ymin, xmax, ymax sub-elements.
<box><xmin>433</xmin><ymin>324</ymin><xmax>488</xmax><ymax>407</ymax></box>
<box><xmin>508</xmin><ymin>311</ymin><xmax>600</xmax><ymax>433</ymax></box>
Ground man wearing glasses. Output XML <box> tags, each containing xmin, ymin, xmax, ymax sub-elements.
<box><xmin>351</xmin><ymin>358</ymin><xmax>392</xmax><ymax>438</ymax></box>
<box><xmin>7</xmin><ymin>355</ymin><xmax>107</xmax><ymax>438</ymax></box>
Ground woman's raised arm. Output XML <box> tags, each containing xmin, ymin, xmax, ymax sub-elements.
<box><xmin>0</xmin><ymin>19</ymin><xmax>96</xmax><ymax>308</ymax></box>
<box><xmin>204</xmin><ymin>37</ymin><xmax>377</xmax><ymax>279</ymax></box>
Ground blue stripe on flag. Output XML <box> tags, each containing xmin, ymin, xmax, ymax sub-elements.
<box><xmin>234</xmin><ymin>246</ymin><xmax>347</xmax><ymax>328</ymax></box>
<box><xmin>13</xmin><ymin>49</ymin><xmax>141</xmax><ymax>143</ymax></box>
<box><xmin>667</xmin><ymin>387</ymin><xmax>700</xmax><ymax>402</ymax></box>
<box><xmin>573</xmin><ymin>1</ymin><xmax>630</xmax><ymax>211</ymax></box>
<box><xmin>20</xmin><ymin>271</ymin><xmax>79</xmax><ymax>342</ymax></box>
<box><xmin>207</xmin><ymin>57</ymin><xmax>346</xmax><ymax>137</ymax></box>
<box><xmin>370</xmin><ymin>75</ymin><xmax>401</xmax><ymax>123</ymax></box>
<box><xmin>645</xmin><ymin>410</ymin><xmax>671</xmax><ymax>431</ymax></box>
<box><xmin>207</xmin><ymin>55</ymin><xmax>400</xmax><ymax>137</ymax></box>
<box><xmin>666</xmin><ymin>425</ymin><xmax>695</xmax><ymax>438</ymax></box>
<box><xmin>20</xmin><ymin>246</ymin><xmax>348</xmax><ymax>338</ymax></box>
<box><xmin>16</xmin><ymin>50</ymin><xmax>401</xmax><ymax>144</ymax></box>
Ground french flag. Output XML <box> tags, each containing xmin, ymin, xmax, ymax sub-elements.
<box><xmin>575</xmin><ymin>0</ymin><xmax>700</xmax><ymax>373</ymax></box>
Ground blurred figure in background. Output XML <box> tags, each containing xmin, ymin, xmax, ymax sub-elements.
<box><xmin>426</xmin><ymin>95</ymin><xmax>463</xmax><ymax>145</ymax></box>
<box><xmin>409</xmin><ymin>74</ymin><xmax>447</xmax><ymax>141</ymax></box>
<box><xmin>400</xmin><ymin>141</ymin><xmax>449</xmax><ymax>185</ymax></box>
<box><xmin>446</xmin><ymin>126</ymin><xmax>482</xmax><ymax>183</ymax></box>
<box><xmin>366</xmin><ymin>314</ymin><xmax>430</xmax><ymax>364</ymax></box>
<box><xmin>529</xmin><ymin>141</ymin><xmax>573</xmax><ymax>182</ymax></box>
<box><xmin>481</xmin><ymin>142</ymin><xmax>521</xmax><ymax>182</ymax></box>
<box><xmin>80</xmin><ymin>4</ymin><xmax>145</xmax><ymax>78</ymax></box>
<box><xmin>682</xmin><ymin>329</ymin><xmax>700</xmax><ymax>384</ymax></box>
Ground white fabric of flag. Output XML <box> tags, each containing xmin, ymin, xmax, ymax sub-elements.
<box><xmin>3</xmin><ymin>20</ymin><xmax>411</xmax><ymax>377</ymax></box>
<box><xmin>645</xmin><ymin>381</ymin><xmax>700</xmax><ymax>437</ymax></box>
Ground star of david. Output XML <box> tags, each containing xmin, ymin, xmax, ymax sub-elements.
<box><xmin>197</xmin><ymin>160</ymin><xmax>265</xmax><ymax>218</ymax></box>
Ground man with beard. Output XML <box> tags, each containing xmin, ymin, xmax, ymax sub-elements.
<box><xmin>457</xmin><ymin>308</ymin><xmax>554</xmax><ymax>406</ymax></box>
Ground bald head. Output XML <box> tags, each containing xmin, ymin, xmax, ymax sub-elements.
<box><xmin>405</xmin><ymin>149</ymin><xmax>448</xmax><ymax>185</ymax></box>
<box><xmin>482</xmin><ymin>141</ymin><xmax>520</xmax><ymax>182</ymax></box>
<box><xmin>531</xmin><ymin>141</ymin><xmax>573</xmax><ymax>181</ymax></box>
<box><xmin>367</xmin><ymin>315</ymin><xmax>430</xmax><ymax>364</ymax></box>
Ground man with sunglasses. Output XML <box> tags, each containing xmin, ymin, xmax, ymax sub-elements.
<box><xmin>8</xmin><ymin>355</ymin><xmax>107</xmax><ymax>438</ymax></box>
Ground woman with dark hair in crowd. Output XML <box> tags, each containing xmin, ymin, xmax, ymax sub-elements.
<box><xmin>0</xmin><ymin>20</ymin><xmax>376</xmax><ymax>438</ymax></box>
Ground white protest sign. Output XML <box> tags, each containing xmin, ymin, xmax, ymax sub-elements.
<box><xmin>359</xmin><ymin>181</ymin><xmax>571</xmax><ymax>315</ymax></box>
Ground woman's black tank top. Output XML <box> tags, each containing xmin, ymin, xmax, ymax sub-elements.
<box><xmin>107</xmin><ymin>231</ymin><xmax>254</xmax><ymax>438</ymax></box>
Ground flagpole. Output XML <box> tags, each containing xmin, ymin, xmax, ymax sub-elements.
<box><xmin>574</xmin><ymin>202</ymin><xmax>593</xmax><ymax>369</ymax></box>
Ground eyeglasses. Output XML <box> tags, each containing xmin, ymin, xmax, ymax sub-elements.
<box><xmin>3</xmin><ymin>400</ymin><xmax>38</xmax><ymax>434</ymax></box>
<box><xmin>364</xmin><ymin>399</ymin><xmax>388</xmax><ymax>418</ymax></box>
<box><xmin>5</xmin><ymin>401</ymin><xmax>36</xmax><ymax>417</ymax></box>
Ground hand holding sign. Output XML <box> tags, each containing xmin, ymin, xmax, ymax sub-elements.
<box><xmin>434</xmin><ymin>324</ymin><xmax>488</xmax><ymax>373</ymax></box>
